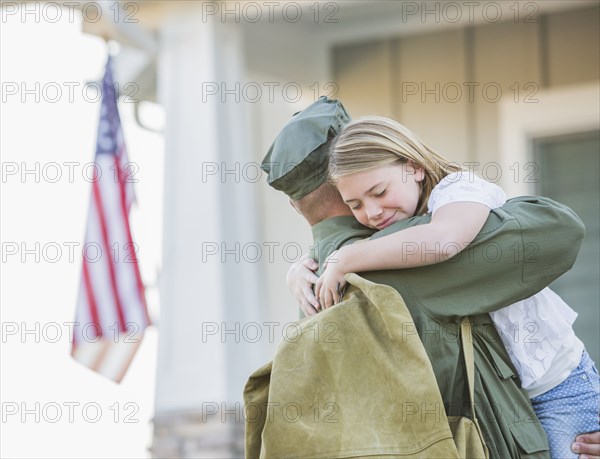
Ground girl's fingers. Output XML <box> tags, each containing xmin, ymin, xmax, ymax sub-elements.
<box><xmin>332</xmin><ymin>286</ymin><xmax>340</xmax><ymax>305</ymax></box>
<box><xmin>320</xmin><ymin>287</ymin><xmax>329</xmax><ymax>310</ymax></box>
<box><xmin>324</xmin><ymin>289</ymin><xmax>334</xmax><ymax>309</ymax></box>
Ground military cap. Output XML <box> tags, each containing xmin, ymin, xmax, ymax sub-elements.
<box><xmin>261</xmin><ymin>96</ymin><xmax>351</xmax><ymax>200</ymax></box>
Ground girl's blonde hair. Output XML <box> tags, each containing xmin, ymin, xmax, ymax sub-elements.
<box><xmin>329</xmin><ymin>116</ymin><xmax>462</xmax><ymax>216</ymax></box>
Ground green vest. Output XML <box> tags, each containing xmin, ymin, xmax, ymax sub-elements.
<box><xmin>306</xmin><ymin>196</ymin><xmax>584</xmax><ymax>459</ymax></box>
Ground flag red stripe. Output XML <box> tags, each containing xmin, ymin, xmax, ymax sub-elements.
<box><xmin>114</xmin><ymin>153</ymin><xmax>151</xmax><ymax>326</ymax></box>
<box><xmin>92</xmin><ymin>179</ymin><xmax>128</xmax><ymax>332</ymax></box>
<box><xmin>82</xmin><ymin>257</ymin><xmax>102</xmax><ymax>338</ymax></box>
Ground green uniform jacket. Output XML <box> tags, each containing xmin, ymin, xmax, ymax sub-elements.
<box><xmin>305</xmin><ymin>196</ymin><xmax>584</xmax><ymax>459</ymax></box>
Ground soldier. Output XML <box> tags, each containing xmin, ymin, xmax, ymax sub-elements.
<box><xmin>256</xmin><ymin>96</ymin><xmax>598</xmax><ymax>458</ymax></box>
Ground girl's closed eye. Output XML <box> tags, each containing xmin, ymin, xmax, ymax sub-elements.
<box><xmin>374</xmin><ymin>189</ymin><xmax>386</xmax><ymax>197</ymax></box>
<box><xmin>350</xmin><ymin>202</ymin><xmax>362</xmax><ymax>210</ymax></box>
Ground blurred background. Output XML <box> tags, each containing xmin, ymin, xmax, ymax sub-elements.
<box><xmin>1</xmin><ymin>1</ymin><xmax>598</xmax><ymax>457</ymax></box>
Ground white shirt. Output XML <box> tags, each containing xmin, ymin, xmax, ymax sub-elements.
<box><xmin>427</xmin><ymin>171</ymin><xmax>584</xmax><ymax>397</ymax></box>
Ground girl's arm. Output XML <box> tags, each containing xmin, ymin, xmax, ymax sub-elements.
<box><xmin>316</xmin><ymin>201</ymin><xmax>491</xmax><ymax>308</ymax></box>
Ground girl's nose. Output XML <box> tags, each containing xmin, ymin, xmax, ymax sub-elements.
<box><xmin>365</xmin><ymin>202</ymin><xmax>383</xmax><ymax>221</ymax></box>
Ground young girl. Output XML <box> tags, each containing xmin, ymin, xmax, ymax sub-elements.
<box><xmin>307</xmin><ymin>116</ymin><xmax>599</xmax><ymax>459</ymax></box>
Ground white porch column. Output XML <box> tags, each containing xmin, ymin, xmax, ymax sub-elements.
<box><xmin>152</xmin><ymin>8</ymin><xmax>263</xmax><ymax>458</ymax></box>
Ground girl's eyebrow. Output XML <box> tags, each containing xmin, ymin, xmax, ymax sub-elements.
<box><xmin>344</xmin><ymin>181</ymin><xmax>384</xmax><ymax>204</ymax></box>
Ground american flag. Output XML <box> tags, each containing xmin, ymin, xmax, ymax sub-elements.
<box><xmin>71</xmin><ymin>57</ymin><xmax>151</xmax><ymax>383</ymax></box>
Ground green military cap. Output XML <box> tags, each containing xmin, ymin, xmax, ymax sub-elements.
<box><xmin>261</xmin><ymin>96</ymin><xmax>351</xmax><ymax>200</ymax></box>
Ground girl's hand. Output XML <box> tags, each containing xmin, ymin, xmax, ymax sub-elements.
<box><xmin>286</xmin><ymin>254</ymin><xmax>320</xmax><ymax>316</ymax></box>
<box><xmin>572</xmin><ymin>431</ymin><xmax>600</xmax><ymax>458</ymax></box>
<box><xmin>315</xmin><ymin>250</ymin><xmax>348</xmax><ymax>309</ymax></box>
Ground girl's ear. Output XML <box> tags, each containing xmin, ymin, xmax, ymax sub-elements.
<box><xmin>408</xmin><ymin>162</ymin><xmax>426</xmax><ymax>182</ymax></box>
<box><xmin>414</xmin><ymin>166</ymin><xmax>425</xmax><ymax>182</ymax></box>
